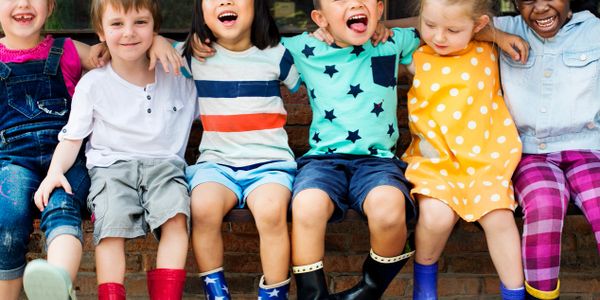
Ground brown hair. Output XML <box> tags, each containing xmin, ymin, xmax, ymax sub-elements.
<box><xmin>90</xmin><ymin>0</ymin><xmax>162</xmax><ymax>33</ymax></box>
<box><xmin>420</xmin><ymin>0</ymin><xmax>495</xmax><ymax>20</ymax></box>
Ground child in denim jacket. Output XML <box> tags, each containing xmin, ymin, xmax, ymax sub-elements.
<box><xmin>494</xmin><ymin>1</ymin><xmax>600</xmax><ymax>299</ymax></box>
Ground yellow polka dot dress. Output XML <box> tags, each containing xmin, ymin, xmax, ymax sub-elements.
<box><xmin>403</xmin><ymin>42</ymin><xmax>522</xmax><ymax>222</ymax></box>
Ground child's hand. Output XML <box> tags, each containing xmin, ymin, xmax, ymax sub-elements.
<box><xmin>310</xmin><ymin>22</ymin><xmax>394</xmax><ymax>46</ymax></box>
<box><xmin>311</xmin><ymin>27</ymin><xmax>335</xmax><ymax>45</ymax></box>
<box><xmin>149</xmin><ymin>35</ymin><xmax>184</xmax><ymax>75</ymax></box>
<box><xmin>497</xmin><ymin>32</ymin><xmax>530</xmax><ymax>64</ymax></box>
<box><xmin>371</xmin><ymin>22</ymin><xmax>394</xmax><ymax>46</ymax></box>
<box><xmin>88</xmin><ymin>42</ymin><xmax>110</xmax><ymax>68</ymax></box>
<box><xmin>191</xmin><ymin>34</ymin><xmax>216</xmax><ymax>62</ymax></box>
<box><xmin>34</xmin><ymin>173</ymin><xmax>72</xmax><ymax>212</ymax></box>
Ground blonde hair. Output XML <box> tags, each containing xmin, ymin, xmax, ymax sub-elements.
<box><xmin>90</xmin><ymin>0</ymin><xmax>162</xmax><ymax>33</ymax></box>
<box><xmin>420</xmin><ymin>0</ymin><xmax>495</xmax><ymax>20</ymax></box>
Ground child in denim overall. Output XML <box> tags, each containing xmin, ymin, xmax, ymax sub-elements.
<box><xmin>0</xmin><ymin>0</ymin><xmax>98</xmax><ymax>299</ymax></box>
<box><xmin>0</xmin><ymin>1</ymin><xmax>181</xmax><ymax>299</ymax></box>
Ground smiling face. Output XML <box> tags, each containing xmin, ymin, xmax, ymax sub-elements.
<box><xmin>311</xmin><ymin>0</ymin><xmax>384</xmax><ymax>48</ymax></box>
<box><xmin>202</xmin><ymin>0</ymin><xmax>254</xmax><ymax>50</ymax></box>
<box><xmin>514</xmin><ymin>0</ymin><xmax>570</xmax><ymax>39</ymax></box>
<box><xmin>0</xmin><ymin>0</ymin><xmax>53</xmax><ymax>48</ymax></box>
<box><xmin>419</xmin><ymin>0</ymin><xmax>488</xmax><ymax>56</ymax></box>
<box><xmin>97</xmin><ymin>4</ymin><xmax>155</xmax><ymax>65</ymax></box>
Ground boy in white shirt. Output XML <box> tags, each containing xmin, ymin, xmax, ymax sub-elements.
<box><xmin>34</xmin><ymin>0</ymin><xmax>197</xmax><ymax>299</ymax></box>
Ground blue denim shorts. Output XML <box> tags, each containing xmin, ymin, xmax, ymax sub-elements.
<box><xmin>0</xmin><ymin>157</ymin><xmax>89</xmax><ymax>280</ymax></box>
<box><xmin>186</xmin><ymin>160</ymin><xmax>297</xmax><ymax>207</ymax></box>
<box><xmin>292</xmin><ymin>154</ymin><xmax>415</xmax><ymax>222</ymax></box>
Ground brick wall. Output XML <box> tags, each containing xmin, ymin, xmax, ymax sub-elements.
<box><xmin>24</xmin><ymin>78</ymin><xmax>600</xmax><ymax>299</ymax></box>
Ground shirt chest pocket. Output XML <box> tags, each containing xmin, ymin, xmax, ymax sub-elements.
<box><xmin>562</xmin><ymin>48</ymin><xmax>600</xmax><ymax>79</ymax></box>
<box><xmin>500</xmin><ymin>50</ymin><xmax>536</xmax><ymax>85</ymax></box>
<box><xmin>371</xmin><ymin>55</ymin><xmax>397</xmax><ymax>88</ymax></box>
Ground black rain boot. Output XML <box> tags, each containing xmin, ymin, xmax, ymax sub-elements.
<box><xmin>293</xmin><ymin>263</ymin><xmax>330</xmax><ymax>300</ymax></box>
<box><xmin>332</xmin><ymin>233</ymin><xmax>415</xmax><ymax>300</ymax></box>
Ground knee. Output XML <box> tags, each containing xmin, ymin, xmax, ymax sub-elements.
<box><xmin>162</xmin><ymin>214</ymin><xmax>188</xmax><ymax>233</ymax></box>
<box><xmin>191</xmin><ymin>200</ymin><xmax>224</xmax><ymax>229</ymax></box>
<box><xmin>292</xmin><ymin>190</ymin><xmax>332</xmax><ymax>228</ymax></box>
<box><xmin>253</xmin><ymin>200</ymin><xmax>288</xmax><ymax>232</ymax></box>
<box><xmin>365</xmin><ymin>188</ymin><xmax>406</xmax><ymax>231</ymax></box>
<box><xmin>418</xmin><ymin>208</ymin><xmax>456</xmax><ymax>233</ymax></box>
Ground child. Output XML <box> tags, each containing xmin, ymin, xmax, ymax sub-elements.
<box><xmin>0</xmin><ymin>0</ymin><xmax>108</xmax><ymax>298</ymax></box>
<box><xmin>281</xmin><ymin>0</ymin><xmax>421</xmax><ymax>299</ymax></box>
<box><xmin>179</xmin><ymin>0</ymin><xmax>300</xmax><ymax>299</ymax></box>
<box><xmin>34</xmin><ymin>0</ymin><xmax>197</xmax><ymax>299</ymax></box>
<box><xmin>401</xmin><ymin>0</ymin><xmax>526</xmax><ymax>299</ymax></box>
<box><xmin>493</xmin><ymin>1</ymin><xmax>600</xmax><ymax>298</ymax></box>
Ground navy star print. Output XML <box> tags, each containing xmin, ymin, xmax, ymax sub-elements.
<box><xmin>327</xmin><ymin>147</ymin><xmax>337</xmax><ymax>154</ymax></box>
<box><xmin>324</xmin><ymin>110</ymin><xmax>337</xmax><ymax>122</ymax></box>
<box><xmin>351</xmin><ymin>45</ymin><xmax>365</xmax><ymax>57</ymax></box>
<box><xmin>387</xmin><ymin>124</ymin><xmax>395</xmax><ymax>137</ymax></box>
<box><xmin>348</xmin><ymin>84</ymin><xmax>364</xmax><ymax>98</ymax></box>
<box><xmin>412</xmin><ymin>28</ymin><xmax>420</xmax><ymax>39</ymax></box>
<box><xmin>371</xmin><ymin>102</ymin><xmax>384</xmax><ymax>117</ymax></box>
<box><xmin>387</xmin><ymin>36</ymin><xmax>396</xmax><ymax>44</ymax></box>
<box><xmin>302</xmin><ymin>44</ymin><xmax>315</xmax><ymax>58</ymax></box>
<box><xmin>324</xmin><ymin>65</ymin><xmax>338</xmax><ymax>78</ymax></box>
<box><xmin>312</xmin><ymin>132</ymin><xmax>322</xmax><ymax>143</ymax></box>
<box><xmin>310</xmin><ymin>89</ymin><xmax>317</xmax><ymax>100</ymax></box>
<box><xmin>346</xmin><ymin>130</ymin><xmax>362</xmax><ymax>143</ymax></box>
<box><xmin>368</xmin><ymin>146</ymin><xmax>378</xmax><ymax>155</ymax></box>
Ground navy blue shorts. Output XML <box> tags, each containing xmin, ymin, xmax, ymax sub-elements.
<box><xmin>292</xmin><ymin>154</ymin><xmax>416</xmax><ymax>222</ymax></box>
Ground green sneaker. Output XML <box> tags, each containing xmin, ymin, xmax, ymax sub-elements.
<box><xmin>23</xmin><ymin>259</ymin><xmax>77</xmax><ymax>300</ymax></box>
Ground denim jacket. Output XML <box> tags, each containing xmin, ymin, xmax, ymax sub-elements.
<box><xmin>494</xmin><ymin>11</ymin><xmax>600</xmax><ymax>154</ymax></box>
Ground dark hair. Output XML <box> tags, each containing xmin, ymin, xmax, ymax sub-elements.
<box><xmin>183</xmin><ymin>0</ymin><xmax>280</xmax><ymax>58</ymax></box>
<box><xmin>313</xmin><ymin>0</ymin><xmax>320</xmax><ymax>9</ymax></box>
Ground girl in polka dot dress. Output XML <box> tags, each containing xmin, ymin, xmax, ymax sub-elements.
<box><xmin>402</xmin><ymin>0</ymin><xmax>526</xmax><ymax>299</ymax></box>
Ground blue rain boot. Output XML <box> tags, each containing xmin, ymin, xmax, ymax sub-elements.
<box><xmin>200</xmin><ymin>267</ymin><xmax>231</xmax><ymax>300</ymax></box>
<box><xmin>413</xmin><ymin>262</ymin><xmax>437</xmax><ymax>300</ymax></box>
<box><xmin>501</xmin><ymin>282</ymin><xmax>525</xmax><ymax>300</ymax></box>
<box><xmin>258</xmin><ymin>275</ymin><xmax>290</xmax><ymax>300</ymax></box>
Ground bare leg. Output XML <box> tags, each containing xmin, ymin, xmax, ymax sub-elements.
<box><xmin>190</xmin><ymin>182</ymin><xmax>237</xmax><ymax>272</ymax></box>
<box><xmin>291</xmin><ymin>189</ymin><xmax>335</xmax><ymax>265</ymax></box>
<box><xmin>414</xmin><ymin>196</ymin><xmax>459</xmax><ymax>265</ymax></box>
<box><xmin>479</xmin><ymin>209</ymin><xmax>524</xmax><ymax>289</ymax></box>
<box><xmin>157</xmin><ymin>213</ymin><xmax>189</xmax><ymax>269</ymax></box>
<box><xmin>95</xmin><ymin>237</ymin><xmax>126</xmax><ymax>284</ymax></box>
<box><xmin>247</xmin><ymin>183</ymin><xmax>291</xmax><ymax>285</ymax></box>
<box><xmin>47</xmin><ymin>235</ymin><xmax>82</xmax><ymax>282</ymax></box>
<box><xmin>363</xmin><ymin>186</ymin><xmax>408</xmax><ymax>256</ymax></box>
<box><xmin>0</xmin><ymin>278</ymin><xmax>22</xmax><ymax>300</ymax></box>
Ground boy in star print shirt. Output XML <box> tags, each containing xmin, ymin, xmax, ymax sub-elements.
<box><xmin>281</xmin><ymin>0</ymin><xmax>420</xmax><ymax>299</ymax></box>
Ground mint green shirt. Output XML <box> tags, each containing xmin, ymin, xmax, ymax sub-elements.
<box><xmin>282</xmin><ymin>28</ymin><xmax>420</xmax><ymax>158</ymax></box>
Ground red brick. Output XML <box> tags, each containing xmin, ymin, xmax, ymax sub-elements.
<box><xmin>437</xmin><ymin>276</ymin><xmax>482</xmax><ymax>296</ymax></box>
<box><xmin>445</xmin><ymin>254</ymin><xmax>496</xmax><ymax>274</ymax></box>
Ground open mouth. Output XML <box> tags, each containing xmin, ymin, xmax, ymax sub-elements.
<box><xmin>346</xmin><ymin>14</ymin><xmax>368</xmax><ymax>33</ymax></box>
<box><xmin>13</xmin><ymin>14</ymin><xmax>34</xmax><ymax>23</ymax></box>
<box><xmin>534</xmin><ymin>16</ymin><xmax>557</xmax><ymax>29</ymax></box>
<box><xmin>218</xmin><ymin>11</ymin><xmax>238</xmax><ymax>25</ymax></box>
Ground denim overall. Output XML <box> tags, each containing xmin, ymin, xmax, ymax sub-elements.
<box><xmin>0</xmin><ymin>38</ymin><xmax>90</xmax><ymax>280</ymax></box>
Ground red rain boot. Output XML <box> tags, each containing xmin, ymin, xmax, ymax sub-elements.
<box><xmin>98</xmin><ymin>283</ymin><xmax>126</xmax><ymax>300</ymax></box>
<box><xmin>147</xmin><ymin>268</ymin><xmax>187</xmax><ymax>300</ymax></box>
